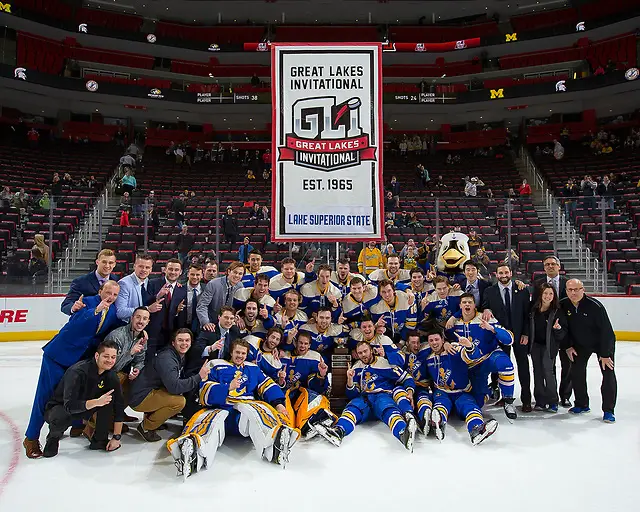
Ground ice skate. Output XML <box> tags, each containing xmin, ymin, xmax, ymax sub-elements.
<box><xmin>272</xmin><ymin>426</ymin><xmax>293</xmax><ymax>467</ymax></box>
<box><xmin>431</xmin><ymin>409</ymin><xmax>446</xmax><ymax>441</ymax></box>
<box><xmin>400</xmin><ymin>415</ymin><xmax>417</xmax><ymax>453</ymax></box>
<box><xmin>470</xmin><ymin>419</ymin><xmax>498</xmax><ymax>446</ymax></box>
<box><xmin>314</xmin><ymin>423</ymin><xmax>343</xmax><ymax>447</ymax></box>
<box><xmin>504</xmin><ymin>399</ymin><xmax>517</xmax><ymax>421</ymax></box>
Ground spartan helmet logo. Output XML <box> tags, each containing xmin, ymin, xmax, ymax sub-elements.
<box><xmin>555</xmin><ymin>80</ymin><xmax>567</xmax><ymax>92</ymax></box>
<box><xmin>576</xmin><ymin>22</ymin><xmax>585</xmax><ymax>31</ymax></box>
<box><xmin>78</xmin><ymin>23</ymin><xmax>88</xmax><ymax>33</ymax></box>
<box><xmin>436</xmin><ymin>232</ymin><xmax>471</xmax><ymax>273</ymax></box>
<box><xmin>14</xmin><ymin>67</ymin><xmax>26</xmax><ymax>80</ymax></box>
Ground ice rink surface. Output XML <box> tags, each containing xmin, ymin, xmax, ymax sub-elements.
<box><xmin>0</xmin><ymin>341</ymin><xmax>638</xmax><ymax>512</ymax></box>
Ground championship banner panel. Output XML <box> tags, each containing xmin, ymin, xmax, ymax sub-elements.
<box><xmin>271</xmin><ymin>43</ymin><xmax>384</xmax><ymax>242</ymax></box>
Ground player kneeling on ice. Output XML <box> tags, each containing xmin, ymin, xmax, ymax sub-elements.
<box><xmin>278</xmin><ymin>331</ymin><xmax>337</xmax><ymax>444</ymax></box>
<box><xmin>167</xmin><ymin>339</ymin><xmax>299</xmax><ymax>480</ymax></box>
<box><xmin>421</xmin><ymin>330</ymin><xmax>498</xmax><ymax>445</ymax></box>
<box><xmin>317</xmin><ymin>341</ymin><xmax>418</xmax><ymax>452</ymax></box>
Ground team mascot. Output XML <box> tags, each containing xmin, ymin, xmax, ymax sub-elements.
<box><xmin>436</xmin><ymin>231</ymin><xmax>470</xmax><ymax>284</ymax></box>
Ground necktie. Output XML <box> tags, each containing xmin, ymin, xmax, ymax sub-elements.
<box><xmin>140</xmin><ymin>282</ymin><xmax>147</xmax><ymax>306</ymax></box>
<box><xmin>166</xmin><ymin>285</ymin><xmax>173</xmax><ymax>306</ymax></box>
<box><xmin>466</xmin><ymin>284</ymin><xmax>473</xmax><ymax>293</ymax></box>
<box><xmin>190</xmin><ymin>288</ymin><xmax>198</xmax><ymax>331</ymax></box>
<box><xmin>221</xmin><ymin>331</ymin><xmax>228</xmax><ymax>357</ymax></box>
<box><xmin>224</xmin><ymin>283</ymin><xmax>232</xmax><ymax>305</ymax></box>
<box><xmin>551</xmin><ymin>278</ymin><xmax>558</xmax><ymax>295</ymax></box>
<box><xmin>96</xmin><ymin>306</ymin><xmax>109</xmax><ymax>334</ymax></box>
<box><xmin>503</xmin><ymin>287</ymin><xmax>512</xmax><ymax>329</ymax></box>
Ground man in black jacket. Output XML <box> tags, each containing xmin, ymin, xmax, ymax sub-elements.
<box><xmin>532</xmin><ymin>255</ymin><xmax>572</xmax><ymax>407</ymax></box>
<box><xmin>560</xmin><ymin>279</ymin><xmax>617</xmax><ymax>422</ymax></box>
<box><xmin>42</xmin><ymin>340</ymin><xmax>125</xmax><ymax>458</ymax></box>
<box><xmin>129</xmin><ymin>329</ymin><xmax>210</xmax><ymax>441</ymax></box>
<box><xmin>482</xmin><ymin>263</ymin><xmax>532</xmax><ymax>411</ymax></box>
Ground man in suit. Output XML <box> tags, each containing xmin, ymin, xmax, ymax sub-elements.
<box><xmin>182</xmin><ymin>306</ymin><xmax>241</xmax><ymax>418</ymax></box>
<box><xmin>61</xmin><ymin>249</ymin><xmax>119</xmax><ymax>315</ymax></box>
<box><xmin>115</xmin><ymin>253</ymin><xmax>157</xmax><ymax>322</ymax></box>
<box><xmin>23</xmin><ymin>281</ymin><xmax>122</xmax><ymax>459</ymax></box>
<box><xmin>532</xmin><ymin>255</ymin><xmax>572</xmax><ymax>407</ymax></box>
<box><xmin>459</xmin><ymin>260</ymin><xmax>491</xmax><ymax>307</ymax></box>
<box><xmin>196</xmin><ymin>261</ymin><xmax>245</xmax><ymax>331</ymax></box>
<box><xmin>482</xmin><ymin>263</ymin><xmax>532</xmax><ymax>412</ymax></box>
<box><xmin>145</xmin><ymin>258</ymin><xmax>188</xmax><ymax>360</ymax></box>
<box><xmin>179</xmin><ymin>263</ymin><xmax>204</xmax><ymax>335</ymax></box>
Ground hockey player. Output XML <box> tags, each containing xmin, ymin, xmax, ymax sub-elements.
<box><xmin>330</xmin><ymin>258</ymin><xmax>365</xmax><ymax>297</ymax></box>
<box><xmin>317</xmin><ymin>341</ymin><xmax>417</xmax><ymax>451</ymax></box>
<box><xmin>420</xmin><ymin>276</ymin><xmax>462</xmax><ymax>330</ymax></box>
<box><xmin>237</xmin><ymin>298</ymin><xmax>275</xmax><ymax>339</ymax></box>
<box><xmin>268</xmin><ymin>257</ymin><xmax>316</xmax><ymax>304</ymax></box>
<box><xmin>241</xmin><ymin>250</ymin><xmax>278</xmax><ymax>287</ymax></box>
<box><xmin>274</xmin><ymin>289</ymin><xmax>309</xmax><ymax>340</ymax></box>
<box><xmin>339</xmin><ymin>277</ymin><xmax>379</xmax><ymax>327</ymax></box>
<box><xmin>167</xmin><ymin>339</ymin><xmax>298</xmax><ymax>480</ymax></box>
<box><xmin>446</xmin><ymin>293</ymin><xmax>517</xmax><ymax>419</ymax></box>
<box><xmin>246</xmin><ymin>327</ymin><xmax>284</xmax><ymax>380</ymax></box>
<box><xmin>293</xmin><ymin>306</ymin><xmax>347</xmax><ymax>360</ymax></box>
<box><xmin>408</xmin><ymin>267</ymin><xmax>435</xmax><ymax>321</ymax></box>
<box><xmin>300</xmin><ymin>264</ymin><xmax>342</xmax><ymax>316</ymax></box>
<box><xmin>277</xmin><ymin>331</ymin><xmax>337</xmax><ymax>444</ymax></box>
<box><xmin>369</xmin><ymin>279</ymin><xmax>417</xmax><ymax>342</ymax></box>
<box><xmin>421</xmin><ymin>329</ymin><xmax>498</xmax><ymax>445</ymax></box>
<box><xmin>348</xmin><ymin>317</ymin><xmax>399</xmax><ymax>361</ymax></box>
<box><xmin>233</xmin><ymin>273</ymin><xmax>276</xmax><ymax>314</ymax></box>
<box><xmin>368</xmin><ymin>254</ymin><xmax>411</xmax><ymax>290</ymax></box>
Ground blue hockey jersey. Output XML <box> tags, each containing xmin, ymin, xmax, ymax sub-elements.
<box><xmin>421</xmin><ymin>344</ymin><xmax>482</xmax><ymax>393</ymax></box>
<box><xmin>445</xmin><ymin>313</ymin><xmax>514</xmax><ymax>367</ymax></box>
<box><xmin>278</xmin><ymin>350</ymin><xmax>328</xmax><ymax>395</ymax></box>
<box><xmin>244</xmin><ymin>334</ymin><xmax>283</xmax><ymax>380</ymax></box>
<box><xmin>268</xmin><ymin>271</ymin><xmax>311</xmax><ymax>303</ymax></box>
<box><xmin>299</xmin><ymin>279</ymin><xmax>342</xmax><ymax>315</ymax></box>
<box><xmin>232</xmin><ymin>287</ymin><xmax>276</xmax><ymax>315</ymax></box>
<box><xmin>347</xmin><ymin>356</ymin><xmax>415</xmax><ymax>399</ymax></box>
<box><xmin>369</xmin><ymin>290</ymin><xmax>417</xmax><ymax>339</ymax></box>
<box><xmin>339</xmin><ymin>285</ymin><xmax>379</xmax><ymax>326</ymax></box>
<box><xmin>422</xmin><ymin>292</ymin><xmax>462</xmax><ymax>327</ymax></box>
<box><xmin>241</xmin><ymin>266</ymin><xmax>279</xmax><ymax>288</ymax></box>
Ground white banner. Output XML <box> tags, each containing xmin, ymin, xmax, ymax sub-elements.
<box><xmin>271</xmin><ymin>43</ymin><xmax>384</xmax><ymax>241</ymax></box>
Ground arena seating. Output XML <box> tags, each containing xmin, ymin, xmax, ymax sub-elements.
<box><xmin>531</xmin><ymin>143</ymin><xmax>640</xmax><ymax>293</ymax></box>
<box><xmin>389</xmin><ymin>22</ymin><xmax>499</xmax><ymax>43</ymax></box>
<box><xmin>274</xmin><ymin>25</ymin><xmax>380</xmax><ymax>42</ymax></box>
<box><xmin>155</xmin><ymin>23</ymin><xmax>264</xmax><ymax>44</ymax></box>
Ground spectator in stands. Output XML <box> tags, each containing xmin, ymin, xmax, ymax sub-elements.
<box><xmin>50</xmin><ymin>174</ymin><xmax>63</xmax><ymax>198</ymax></box>
<box><xmin>357</xmin><ymin>241</ymin><xmax>384</xmax><ymax>277</ymax></box>
<box><xmin>38</xmin><ymin>192</ymin><xmax>51</xmax><ymax>212</ymax></box>
<box><xmin>402</xmin><ymin>246</ymin><xmax>418</xmax><ymax>271</ymax></box>
<box><xmin>597</xmin><ymin>175</ymin><xmax>615</xmax><ymax>210</ymax></box>
<box><xmin>518</xmin><ymin>179</ymin><xmax>532</xmax><ymax>198</ymax></box>
<box><xmin>446</xmin><ymin>153</ymin><xmax>453</xmax><ymax>165</ymax></box>
<box><xmin>507</xmin><ymin>188</ymin><xmax>517</xmax><ymax>199</ymax></box>
<box><xmin>120</xmin><ymin>168</ymin><xmax>137</xmax><ymax>195</ymax></box>
<box><xmin>176</xmin><ymin>224</ymin><xmax>195</xmax><ymax>268</ymax></box>
<box><xmin>384</xmin><ymin>212</ymin><xmax>395</xmax><ymax>229</ymax></box>
<box><xmin>263</xmin><ymin>168</ymin><xmax>271</xmax><ymax>180</ymax></box>
<box><xmin>27</xmin><ymin>128</ymin><xmax>39</xmax><ymax>148</ymax></box>
<box><xmin>203</xmin><ymin>261</ymin><xmax>218</xmax><ymax>283</ymax></box>
<box><xmin>1</xmin><ymin>185</ymin><xmax>11</xmax><ymax>206</ymax></box>
<box><xmin>601</xmin><ymin>142</ymin><xmax>613</xmax><ymax>154</ymax></box>
<box><xmin>32</xmin><ymin>234</ymin><xmax>50</xmax><ymax>266</ymax></box>
<box><xmin>485</xmin><ymin>188</ymin><xmax>497</xmax><ymax>218</ymax></box>
<box><xmin>399</xmin><ymin>239</ymin><xmax>417</xmax><ymax>259</ymax></box>
<box><xmin>129</xmin><ymin>329</ymin><xmax>209</xmax><ymax>442</ymax></box>
<box><xmin>262</xmin><ymin>149</ymin><xmax>272</xmax><ymax>173</ymax></box>
<box><xmin>119</xmin><ymin>192</ymin><xmax>131</xmax><ymax>227</ymax></box>
<box><xmin>580</xmin><ymin>175</ymin><xmax>597</xmax><ymax>211</ymax></box>
<box><xmin>434</xmin><ymin>175</ymin><xmax>447</xmax><ymax>189</ymax></box>
<box><xmin>249</xmin><ymin>202</ymin><xmax>267</xmax><ymax>223</ymax></box>
<box><xmin>12</xmin><ymin>188</ymin><xmax>29</xmax><ymax>210</ymax></box>
<box><xmin>467</xmin><ymin>229</ymin><xmax>483</xmax><ymax>256</ymax></box>
<box><xmin>563</xmin><ymin>178</ymin><xmax>579</xmax><ymax>220</ymax></box>
<box><xmin>222</xmin><ymin>206</ymin><xmax>239</xmax><ymax>246</ymax></box>
<box><xmin>389</xmin><ymin>176</ymin><xmax>401</xmax><ymax>209</ymax></box>
<box><xmin>593</xmin><ymin>65</ymin><xmax>605</xmax><ymax>76</ymax></box>
<box><xmin>416</xmin><ymin>164</ymin><xmax>430</xmax><ymax>188</ymax></box>
<box><xmin>120</xmin><ymin>154</ymin><xmax>136</xmax><ymax>169</ymax></box>
<box><xmin>399</xmin><ymin>138</ymin><xmax>407</xmax><ymax>159</ymax></box>
<box><xmin>464</xmin><ymin>176</ymin><xmax>484</xmax><ymax>198</ymax></box>
<box><xmin>382</xmin><ymin>243</ymin><xmax>397</xmax><ymax>262</ymax></box>
<box><xmin>407</xmin><ymin>212</ymin><xmax>423</xmax><ymax>228</ymax></box>
<box><xmin>28</xmin><ymin>247</ymin><xmax>48</xmax><ymax>284</ymax></box>
<box><xmin>86</xmin><ymin>175</ymin><xmax>98</xmax><ymax>189</ymax></box>
<box><xmin>251</xmin><ymin>73</ymin><xmax>260</xmax><ymax>87</ymax></box>
<box><xmin>503</xmin><ymin>248</ymin><xmax>520</xmax><ymax>271</ymax></box>
<box><xmin>171</xmin><ymin>193</ymin><xmax>186</xmax><ymax>230</ymax></box>
<box><xmin>471</xmin><ymin>247</ymin><xmax>490</xmax><ymax>276</ymax></box>
<box><xmin>605</xmin><ymin>59</ymin><xmax>616</xmax><ymax>74</ymax></box>
<box><xmin>396</xmin><ymin>211</ymin><xmax>409</xmax><ymax>228</ymax></box>
<box><xmin>239</xmin><ymin>237</ymin><xmax>254</xmax><ymax>264</ymax></box>
<box><xmin>384</xmin><ymin>191</ymin><xmax>396</xmax><ymax>216</ymax></box>
<box><xmin>247</xmin><ymin>169</ymin><xmax>256</xmax><ymax>180</ymax></box>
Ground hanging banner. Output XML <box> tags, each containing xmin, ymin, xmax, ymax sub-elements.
<box><xmin>271</xmin><ymin>43</ymin><xmax>384</xmax><ymax>241</ymax></box>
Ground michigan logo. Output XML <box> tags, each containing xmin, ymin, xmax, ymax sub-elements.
<box><xmin>505</xmin><ymin>33</ymin><xmax>517</xmax><ymax>42</ymax></box>
<box><xmin>278</xmin><ymin>96</ymin><xmax>376</xmax><ymax>172</ymax></box>
<box><xmin>0</xmin><ymin>2</ymin><xmax>11</xmax><ymax>13</ymax></box>
<box><xmin>490</xmin><ymin>89</ymin><xmax>504</xmax><ymax>99</ymax></box>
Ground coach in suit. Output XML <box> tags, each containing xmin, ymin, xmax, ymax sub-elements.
<box><xmin>115</xmin><ymin>253</ymin><xmax>155</xmax><ymax>322</ymax></box>
<box><xmin>460</xmin><ymin>260</ymin><xmax>491</xmax><ymax>307</ymax></box>
<box><xmin>61</xmin><ymin>249</ymin><xmax>119</xmax><ymax>315</ymax></box>
<box><xmin>482</xmin><ymin>262</ymin><xmax>532</xmax><ymax>411</ymax></box>
<box><xmin>196</xmin><ymin>261</ymin><xmax>245</xmax><ymax>331</ymax></box>
<box><xmin>145</xmin><ymin>259</ymin><xmax>187</xmax><ymax>359</ymax></box>
<box><xmin>23</xmin><ymin>281</ymin><xmax>122</xmax><ymax>458</ymax></box>
<box><xmin>532</xmin><ymin>255</ymin><xmax>571</xmax><ymax>407</ymax></box>
<box><xmin>178</xmin><ymin>263</ymin><xmax>205</xmax><ymax>335</ymax></box>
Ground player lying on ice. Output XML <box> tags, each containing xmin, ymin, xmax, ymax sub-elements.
<box><xmin>420</xmin><ymin>329</ymin><xmax>498</xmax><ymax>445</ymax></box>
<box><xmin>316</xmin><ymin>341</ymin><xmax>418</xmax><ymax>452</ymax></box>
<box><xmin>167</xmin><ymin>338</ymin><xmax>299</xmax><ymax>480</ymax></box>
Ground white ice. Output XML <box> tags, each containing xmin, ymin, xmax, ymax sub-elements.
<box><xmin>0</xmin><ymin>341</ymin><xmax>638</xmax><ymax>512</ymax></box>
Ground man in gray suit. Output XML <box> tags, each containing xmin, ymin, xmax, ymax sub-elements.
<box><xmin>196</xmin><ymin>261</ymin><xmax>245</xmax><ymax>331</ymax></box>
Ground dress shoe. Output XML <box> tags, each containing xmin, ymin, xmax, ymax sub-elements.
<box><xmin>23</xmin><ymin>438</ymin><xmax>43</xmax><ymax>459</ymax></box>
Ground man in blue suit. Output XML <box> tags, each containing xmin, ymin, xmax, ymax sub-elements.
<box><xmin>145</xmin><ymin>259</ymin><xmax>188</xmax><ymax>360</ymax></box>
<box><xmin>115</xmin><ymin>253</ymin><xmax>157</xmax><ymax>323</ymax></box>
<box><xmin>23</xmin><ymin>281</ymin><xmax>122</xmax><ymax>459</ymax></box>
<box><xmin>60</xmin><ymin>249</ymin><xmax>119</xmax><ymax>315</ymax></box>
<box><xmin>459</xmin><ymin>261</ymin><xmax>491</xmax><ymax>307</ymax></box>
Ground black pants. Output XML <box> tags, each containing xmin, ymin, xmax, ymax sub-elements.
<box><xmin>531</xmin><ymin>343</ymin><xmax>559</xmax><ymax>406</ymax></box>
<box><xmin>558</xmin><ymin>348</ymin><xmax>572</xmax><ymax>400</ymax></box>
<box><xmin>571</xmin><ymin>346</ymin><xmax>617</xmax><ymax>413</ymax></box>
<box><xmin>492</xmin><ymin>342</ymin><xmax>532</xmax><ymax>405</ymax></box>
<box><xmin>45</xmin><ymin>402</ymin><xmax>112</xmax><ymax>441</ymax></box>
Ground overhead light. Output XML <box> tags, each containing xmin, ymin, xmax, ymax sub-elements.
<box><xmin>430</xmin><ymin>119</ymin><xmax>434</xmax><ymax>122</ymax></box>
<box><xmin>249</xmin><ymin>118</ymin><xmax>253</xmax><ymax>121</ymax></box>
<box><xmin>441</xmin><ymin>74</ymin><xmax>446</xmax><ymax>78</ymax></box>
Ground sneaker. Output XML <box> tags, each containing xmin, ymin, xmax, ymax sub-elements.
<box><xmin>42</xmin><ymin>437</ymin><xmax>59</xmax><ymax>458</ymax></box>
<box><xmin>504</xmin><ymin>401</ymin><xmax>517</xmax><ymax>420</ymax></box>
<box><xmin>603</xmin><ymin>412</ymin><xmax>616</xmax><ymax>423</ymax></box>
<box><xmin>470</xmin><ymin>419</ymin><xmax>498</xmax><ymax>446</ymax></box>
<box><xmin>533</xmin><ymin>404</ymin><xmax>546</xmax><ymax>412</ymax></box>
<box><xmin>547</xmin><ymin>404</ymin><xmax>559</xmax><ymax>413</ymax></box>
<box><xmin>568</xmin><ymin>406</ymin><xmax>591</xmax><ymax>415</ymax></box>
<box><xmin>560</xmin><ymin>398</ymin><xmax>572</xmax><ymax>408</ymax></box>
<box><xmin>314</xmin><ymin>424</ymin><xmax>343</xmax><ymax>447</ymax></box>
<box><xmin>431</xmin><ymin>409</ymin><xmax>446</xmax><ymax>441</ymax></box>
<box><xmin>136</xmin><ymin>422</ymin><xmax>162</xmax><ymax>442</ymax></box>
<box><xmin>400</xmin><ymin>415</ymin><xmax>417</xmax><ymax>453</ymax></box>
<box><xmin>23</xmin><ymin>438</ymin><xmax>43</xmax><ymax>459</ymax></box>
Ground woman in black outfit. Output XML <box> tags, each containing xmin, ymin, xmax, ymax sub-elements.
<box><xmin>529</xmin><ymin>282</ymin><xmax>568</xmax><ymax>413</ymax></box>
